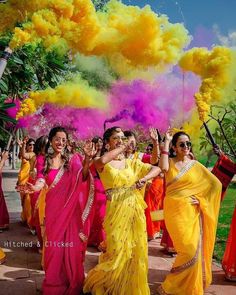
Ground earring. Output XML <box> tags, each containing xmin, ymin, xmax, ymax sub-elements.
<box><xmin>48</xmin><ymin>144</ymin><xmax>54</xmax><ymax>155</ymax></box>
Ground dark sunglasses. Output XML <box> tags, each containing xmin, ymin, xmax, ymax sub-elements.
<box><xmin>179</xmin><ymin>141</ymin><xmax>191</xmax><ymax>148</ymax></box>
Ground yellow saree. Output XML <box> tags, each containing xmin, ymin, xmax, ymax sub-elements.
<box><xmin>18</xmin><ymin>158</ymin><xmax>31</xmax><ymax>223</ymax></box>
<box><xmin>83</xmin><ymin>159</ymin><xmax>151</xmax><ymax>295</ymax></box>
<box><xmin>0</xmin><ymin>247</ymin><xmax>6</xmax><ymax>264</ymax></box>
<box><xmin>159</xmin><ymin>160</ymin><xmax>221</xmax><ymax>295</ymax></box>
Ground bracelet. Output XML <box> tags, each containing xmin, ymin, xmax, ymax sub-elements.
<box><xmin>161</xmin><ymin>151</ymin><xmax>169</xmax><ymax>155</ymax></box>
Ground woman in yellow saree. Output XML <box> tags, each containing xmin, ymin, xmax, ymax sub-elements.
<box><xmin>17</xmin><ymin>137</ymin><xmax>35</xmax><ymax>225</ymax></box>
<box><xmin>84</xmin><ymin>127</ymin><xmax>161</xmax><ymax>295</ymax></box>
<box><xmin>158</xmin><ymin>130</ymin><xmax>221</xmax><ymax>295</ymax></box>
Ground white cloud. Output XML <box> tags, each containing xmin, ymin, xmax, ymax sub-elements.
<box><xmin>213</xmin><ymin>24</ymin><xmax>236</xmax><ymax>49</ymax></box>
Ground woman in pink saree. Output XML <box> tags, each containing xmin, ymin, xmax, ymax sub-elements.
<box><xmin>0</xmin><ymin>151</ymin><xmax>9</xmax><ymax>230</ymax></box>
<box><xmin>25</xmin><ymin>127</ymin><xmax>95</xmax><ymax>295</ymax></box>
<box><xmin>88</xmin><ymin>136</ymin><xmax>106</xmax><ymax>249</ymax></box>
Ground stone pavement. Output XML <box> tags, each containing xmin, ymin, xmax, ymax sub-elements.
<box><xmin>0</xmin><ymin>165</ymin><xmax>235</xmax><ymax>295</ymax></box>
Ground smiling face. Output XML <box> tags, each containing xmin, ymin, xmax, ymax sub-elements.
<box><xmin>26</xmin><ymin>141</ymin><xmax>35</xmax><ymax>152</ymax></box>
<box><xmin>51</xmin><ymin>131</ymin><xmax>67</xmax><ymax>154</ymax></box>
<box><xmin>125</xmin><ymin>135</ymin><xmax>136</xmax><ymax>153</ymax></box>
<box><xmin>107</xmin><ymin>129</ymin><xmax>126</xmax><ymax>150</ymax></box>
<box><xmin>173</xmin><ymin>135</ymin><xmax>191</xmax><ymax>157</ymax></box>
<box><xmin>96</xmin><ymin>138</ymin><xmax>103</xmax><ymax>151</ymax></box>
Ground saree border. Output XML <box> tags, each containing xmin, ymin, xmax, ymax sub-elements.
<box><xmin>170</xmin><ymin>212</ymin><xmax>203</xmax><ymax>275</ymax></box>
<box><xmin>170</xmin><ymin>238</ymin><xmax>200</xmax><ymax>273</ymax></box>
<box><xmin>48</xmin><ymin>165</ymin><xmax>65</xmax><ymax>190</ymax></box>
<box><xmin>166</xmin><ymin>160</ymin><xmax>196</xmax><ymax>187</ymax></box>
<box><xmin>81</xmin><ymin>172</ymin><xmax>95</xmax><ymax>224</ymax></box>
<box><xmin>200</xmin><ymin>212</ymin><xmax>206</xmax><ymax>289</ymax></box>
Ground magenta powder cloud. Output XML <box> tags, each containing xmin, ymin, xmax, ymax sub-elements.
<box><xmin>23</xmin><ymin>71</ymin><xmax>200</xmax><ymax>139</ymax></box>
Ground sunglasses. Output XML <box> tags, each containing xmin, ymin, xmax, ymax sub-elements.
<box><xmin>28</xmin><ymin>143</ymin><xmax>35</xmax><ymax>146</ymax></box>
<box><xmin>179</xmin><ymin>141</ymin><xmax>192</xmax><ymax>148</ymax></box>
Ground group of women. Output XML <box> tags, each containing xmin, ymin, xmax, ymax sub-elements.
<box><xmin>0</xmin><ymin>124</ymin><xmax>235</xmax><ymax>295</ymax></box>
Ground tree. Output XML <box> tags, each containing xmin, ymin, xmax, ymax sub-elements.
<box><xmin>200</xmin><ymin>102</ymin><xmax>236</xmax><ymax>163</ymax></box>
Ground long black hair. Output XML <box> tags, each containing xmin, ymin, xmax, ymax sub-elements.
<box><xmin>34</xmin><ymin>136</ymin><xmax>48</xmax><ymax>156</ymax></box>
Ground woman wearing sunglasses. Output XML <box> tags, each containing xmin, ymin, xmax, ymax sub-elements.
<box><xmin>158</xmin><ymin>130</ymin><xmax>222</xmax><ymax>295</ymax></box>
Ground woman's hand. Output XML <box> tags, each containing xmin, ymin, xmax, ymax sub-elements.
<box><xmin>83</xmin><ymin>141</ymin><xmax>97</xmax><ymax>160</ymax></box>
<box><xmin>190</xmin><ymin>196</ymin><xmax>200</xmax><ymax>205</ymax></box>
<box><xmin>165</xmin><ymin>127</ymin><xmax>173</xmax><ymax>142</ymax></box>
<box><xmin>136</xmin><ymin>178</ymin><xmax>147</xmax><ymax>189</ymax></box>
<box><xmin>16</xmin><ymin>182</ymin><xmax>41</xmax><ymax>194</ymax></box>
<box><xmin>1</xmin><ymin>151</ymin><xmax>9</xmax><ymax>162</ymax></box>
<box><xmin>149</xmin><ymin>127</ymin><xmax>158</xmax><ymax>142</ymax></box>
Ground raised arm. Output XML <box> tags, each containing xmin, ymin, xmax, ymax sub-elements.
<box><xmin>0</xmin><ymin>151</ymin><xmax>9</xmax><ymax>172</ymax></box>
<box><xmin>149</xmin><ymin>127</ymin><xmax>160</xmax><ymax>165</ymax></box>
<box><xmin>19</xmin><ymin>137</ymin><xmax>33</xmax><ymax>160</ymax></box>
<box><xmin>159</xmin><ymin>129</ymin><xmax>173</xmax><ymax>172</ymax></box>
<box><xmin>81</xmin><ymin>141</ymin><xmax>97</xmax><ymax>180</ymax></box>
<box><xmin>94</xmin><ymin>145</ymin><xmax>127</xmax><ymax>172</ymax></box>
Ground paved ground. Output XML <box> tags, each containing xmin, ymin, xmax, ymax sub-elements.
<box><xmin>0</xmin><ymin>165</ymin><xmax>235</xmax><ymax>295</ymax></box>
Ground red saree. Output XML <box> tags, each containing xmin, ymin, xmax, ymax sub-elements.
<box><xmin>42</xmin><ymin>154</ymin><xmax>94</xmax><ymax>295</ymax></box>
<box><xmin>222</xmin><ymin>205</ymin><xmax>236</xmax><ymax>281</ymax></box>
<box><xmin>145</xmin><ymin>177</ymin><xmax>164</xmax><ymax>239</ymax></box>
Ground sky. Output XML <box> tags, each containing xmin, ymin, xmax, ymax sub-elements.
<box><xmin>123</xmin><ymin>0</ymin><xmax>236</xmax><ymax>47</ymax></box>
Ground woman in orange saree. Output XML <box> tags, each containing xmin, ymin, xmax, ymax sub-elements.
<box><xmin>158</xmin><ymin>130</ymin><xmax>221</xmax><ymax>295</ymax></box>
<box><xmin>145</xmin><ymin>176</ymin><xmax>164</xmax><ymax>239</ymax></box>
<box><xmin>222</xmin><ymin>205</ymin><xmax>236</xmax><ymax>281</ymax></box>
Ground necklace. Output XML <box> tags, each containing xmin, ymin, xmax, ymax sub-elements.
<box><xmin>114</xmin><ymin>154</ymin><xmax>124</xmax><ymax>161</ymax></box>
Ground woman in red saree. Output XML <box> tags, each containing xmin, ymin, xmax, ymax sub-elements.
<box><xmin>222</xmin><ymin>205</ymin><xmax>236</xmax><ymax>281</ymax></box>
<box><xmin>25</xmin><ymin>127</ymin><xmax>95</xmax><ymax>295</ymax></box>
<box><xmin>0</xmin><ymin>151</ymin><xmax>9</xmax><ymax>231</ymax></box>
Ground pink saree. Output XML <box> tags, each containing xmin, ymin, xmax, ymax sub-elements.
<box><xmin>42</xmin><ymin>154</ymin><xmax>94</xmax><ymax>295</ymax></box>
<box><xmin>0</xmin><ymin>173</ymin><xmax>9</xmax><ymax>230</ymax></box>
<box><xmin>87</xmin><ymin>164</ymin><xmax>106</xmax><ymax>247</ymax></box>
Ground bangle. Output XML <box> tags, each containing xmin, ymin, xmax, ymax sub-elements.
<box><xmin>161</xmin><ymin>151</ymin><xmax>169</xmax><ymax>155</ymax></box>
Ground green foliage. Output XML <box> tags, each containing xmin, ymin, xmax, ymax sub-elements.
<box><xmin>199</xmin><ymin>102</ymin><xmax>236</xmax><ymax>163</ymax></box>
<box><xmin>92</xmin><ymin>0</ymin><xmax>110</xmax><ymax>11</ymax></box>
<box><xmin>214</xmin><ymin>183</ymin><xmax>236</xmax><ymax>262</ymax></box>
<box><xmin>0</xmin><ymin>37</ymin><xmax>71</xmax><ymax>99</ymax></box>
